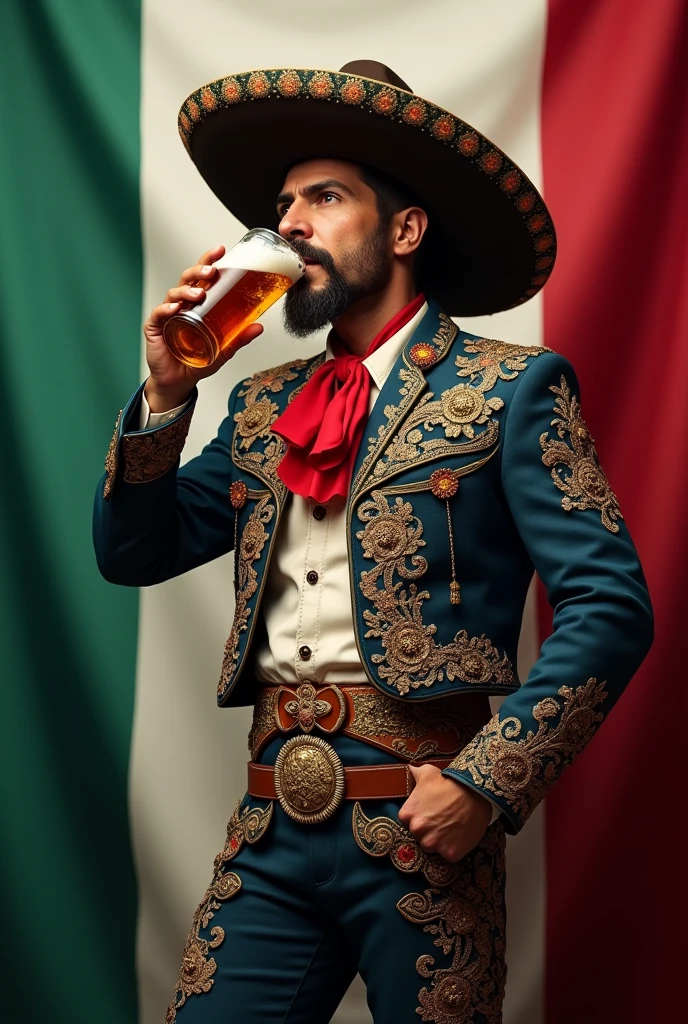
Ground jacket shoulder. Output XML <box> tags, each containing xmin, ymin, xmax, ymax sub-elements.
<box><xmin>229</xmin><ymin>352</ymin><xmax>325</xmax><ymax>407</ymax></box>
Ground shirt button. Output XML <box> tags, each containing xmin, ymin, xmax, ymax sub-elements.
<box><xmin>312</xmin><ymin>505</ymin><xmax>327</xmax><ymax>521</ymax></box>
<box><xmin>298</xmin><ymin>645</ymin><xmax>312</xmax><ymax>661</ymax></box>
<box><xmin>306</xmin><ymin>571</ymin><xmax>319</xmax><ymax>585</ymax></box>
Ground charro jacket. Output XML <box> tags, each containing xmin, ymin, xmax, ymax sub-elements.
<box><xmin>94</xmin><ymin>299</ymin><xmax>653</xmax><ymax>833</ymax></box>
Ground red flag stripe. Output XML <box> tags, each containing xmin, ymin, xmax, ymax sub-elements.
<box><xmin>540</xmin><ymin>1</ymin><xmax>688</xmax><ymax>1020</ymax></box>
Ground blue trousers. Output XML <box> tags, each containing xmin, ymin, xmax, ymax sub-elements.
<box><xmin>165</xmin><ymin>735</ymin><xmax>506</xmax><ymax>1024</ymax></box>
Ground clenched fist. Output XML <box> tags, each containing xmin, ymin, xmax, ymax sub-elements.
<box><xmin>398</xmin><ymin>763</ymin><xmax>493</xmax><ymax>863</ymax></box>
<box><xmin>143</xmin><ymin>244</ymin><xmax>263</xmax><ymax>413</ymax></box>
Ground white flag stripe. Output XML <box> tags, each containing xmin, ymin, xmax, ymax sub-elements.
<box><xmin>135</xmin><ymin>3</ymin><xmax>547</xmax><ymax>1021</ymax></box>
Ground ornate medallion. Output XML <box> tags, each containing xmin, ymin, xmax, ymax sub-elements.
<box><xmin>273</xmin><ymin>735</ymin><xmax>346</xmax><ymax>824</ymax></box>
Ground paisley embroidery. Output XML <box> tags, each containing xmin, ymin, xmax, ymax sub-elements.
<box><xmin>357</xmin><ymin>491</ymin><xmax>514</xmax><ymax>695</ymax></box>
<box><xmin>353</xmin><ymin>802</ymin><xmax>458</xmax><ymax>885</ymax></box>
<box><xmin>447</xmin><ymin>677</ymin><xmax>608</xmax><ymax>824</ymax></box>
<box><xmin>218</xmin><ymin>495</ymin><xmax>275</xmax><ymax>699</ymax></box>
<box><xmin>540</xmin><ymin>375</ymin><xmax>623</xmax><ymax>534</ymax></box>
<box><xmin>355</xmin><ymin>810</ymin><xmax>507</xmax><ymax>1024</ymax></box>
<box><xmin>455</xmin><ymin>337</ymin><xmax>549</xmax><ymax>390</ymax></box>
<box><xmin>165</xmin><ymin>801</ymin><xmax>273</xmax><ymax>1022</ymax></box>
<box><xmin>232</xmin><ymin>360</ymin><xmax>309</xmax><ymax>499</ymax></box>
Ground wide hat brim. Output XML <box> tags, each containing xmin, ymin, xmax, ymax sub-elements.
<box><xmin>178</xmin><ymin>67</ymin><xmax>556</xmax><ymax>316</ymax></box>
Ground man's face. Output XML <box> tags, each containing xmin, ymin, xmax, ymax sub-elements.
<box><xmin>276</xmin><ymin>159</ymin><xmax>393</xmax><ymax>336</ymax></box>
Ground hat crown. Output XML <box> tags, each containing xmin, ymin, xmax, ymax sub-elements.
<box><xmin>338</xmin><ymin>60</ymin><xmax>412</xmax><ymax>93</ymax></box>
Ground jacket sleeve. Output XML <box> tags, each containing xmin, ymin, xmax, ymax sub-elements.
<box><xmin>442</xmin><ymin>351</ymin><xmax>653</xmax><ymax>833</ymax></box>
<box><xmin>93</xmin><ymin>382</ymin><xmax>239</xmax><ymax>586</ymax></box>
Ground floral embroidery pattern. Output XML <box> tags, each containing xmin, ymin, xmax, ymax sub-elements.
<box><xmin>355</xmin><ymin>810</ymin><xmax>507</xmax><ymax>1024</ymax></box>
<box><xmin>455</xmin><ymin>337</ymin><xmax>549</xmax><ymax>391</ymax></box>
<box><xmin>398</xmin><ymin>825</ymin><xmax>507</xmax><ymax>1024</ymax></box>
<box><xmin>218</xmin><ymin>495</ymin><xmax>275</xmax><ymax>700</ymax></box>
<box><xmin>232</xmin><ymin>360</ymin><xmax>308</xmax><ymax>501</ymax></box>
<box><xmin>357</xmin><ymin>492</ymin><xmax>514</xmax><ymax>695</ymax></box>
<box><xmin>540</xmin><ymin>376</ymin><xmax>623</xmax><ymax>534</ymax></box>
<box><xmin>115</xmin><ymin>405</ymin><xmax>194</xmax><ymax>490</ymax></box>
<box><xmin>177</xmin><ymin>70</ymin><xmax>556</xmax><ymax>304</ymax></box>
<box><xmin>448</xmin><ymin>677</ymin><xmax>608</xmax><ymax>825</ymax></box>
<box><xmin>165</xmin><ymin>801</ymin><xmax>273</xmax><ymax>1022</ymax></box>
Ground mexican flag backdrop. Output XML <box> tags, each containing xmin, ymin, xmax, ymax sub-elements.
<box><xmin>1</xmin><ymin>1</ymin><xmax>685</xmax><ymax>1022</ymax></box>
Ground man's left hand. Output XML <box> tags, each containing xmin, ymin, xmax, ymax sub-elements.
<box><xmin>398</xmin><ymin>764</ymin><xmax>493</xmax><ymax>863</ymax></box>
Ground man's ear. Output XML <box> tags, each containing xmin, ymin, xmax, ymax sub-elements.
<box><xmin>392</xmin><ymin>207</ymin><xmax>428</xmax><ymax>257</ymax></box>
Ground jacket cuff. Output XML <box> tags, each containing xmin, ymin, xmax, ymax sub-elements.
<box><xmin>103</xmin><ymin>383</ymin><xmax>197</xmax><ymax>500</ymax></box>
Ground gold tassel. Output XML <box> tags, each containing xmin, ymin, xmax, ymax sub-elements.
<box><xmin>430</xmin><ymin>468</ymin><xmax>462</xmax><ymax>606</ymax></box>
<box><xmin>445</xmin><ymin>500</ymin><xmax>461</xmax><ymax>605</ymax></box>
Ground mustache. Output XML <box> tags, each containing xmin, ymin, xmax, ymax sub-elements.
<box><xmin>289</xmin><ymin>240</ymin><xmax>336</xmax><ymax>275</ymax></box>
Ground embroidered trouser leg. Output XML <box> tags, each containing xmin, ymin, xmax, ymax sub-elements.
<box><xmin>166</xmin><ymin>736</ymin><xmax>506</xmax><ymax>1024</ymax></box>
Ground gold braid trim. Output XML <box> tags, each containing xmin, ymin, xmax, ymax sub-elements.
<box><xmin>102</xmin><ymin>411</ymin><xmax>122</xmax><ymax>500</ymax></box>
<box><xmin>448</xmin><ymin>677</ymin><xmax>608</xmax><ymax>825</ymax></box>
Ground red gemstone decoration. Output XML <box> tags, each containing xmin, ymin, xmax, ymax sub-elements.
<box><xmin>201</xmin><ymin>87</ymin><xmax>216</xmax><ymax>111</ymax></box>
<box><xmin>535</xmin><ymin>255</ymin><xmax>554</xmax><ymax>270</ymax></box>
<box><xmin>277</xmin><ymin>70</ymin><xmax>302</xmax><ymax>97</ymax></box>
<box><xmin>222</xmin><ymin>77</ymin><xmax>242</xmax><ymax>104</ymax></box>
<box><xmin>248</xmin><ymin>72</ymin><xmax>270</xmax><ymax>99</ymax></box>
<box><xmin>500</xmin><ymin>170</ymin><xmax>521</xmax><ymax>194</ymax></box>
<box><xmin>229</xmin><ymin>835</ymin><xmax>239</xmax><ymax>851</ymax></box>
<box><xmin>528</xmin><ymin>213</ymin><xmax>547</xmax><ymax>233</ymax></box>
<box><xmin>409</xmin><ymin>343</ymin><xmax>438</xmax><ymax>368</ymax></box>
<box><xmin>187</xmin><ymin>98</ymin><xmax>200</xmax><ymax>121</ymax></box>
<box><xmin>372</xmin><ymin>89</ymin><xmax>397</xmax><ymax>115</ymax></box>
<box><xmin>403</xmin><ymin>100</ymin><xmax>426</xmax><ymax>125</ymax></box>
<box><xmin>430</xmin><ymin>468</ymin><xmax>459</xmax><ymax>499</ymax></box>
<box><xmin>229</xmin><ymin>480</ymin><xmax>248</xmax><ymax>509</ymax></box>
<box><xmin>396</xmin><ymin>843</ymin><xmax>418</xmax><ymax>865</ymax></box>
<box><xmin>534</xmin><ymin>233</ymin><xmax>554</xmax><ymax>252</ymax></box>
<box><xmin>431</xmin><ymin>115</ymin><xmax>456</xmax><ymax>141</ymax></box>
<box><xmin>481</xmin><ymin>151</ymin><xmax>502</xmax><ymax>174</ymax></box>
<box><xmin>309</xmin><ymin>72</ymin><xmax>334</xmax><ymax>99</ymax></box>
<box><xmin>516</xmin><ymin>192</ymin><xmax>536</xmax><ymax>213</ymax></box>
<box><xmin>340</xmin><ymin>80</ymin><xmax>366</xmax><ymax>105</ymax></box>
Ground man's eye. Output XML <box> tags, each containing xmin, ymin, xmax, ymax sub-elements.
<box><xmin>278</xmin><ymin>205</ymin><xmax>290</xmax><ymax>218</ymax></box>
<box><xmin>320</xmin><ymin>192</ymin><xmax>338</xmax><ymax>204</ymax></box>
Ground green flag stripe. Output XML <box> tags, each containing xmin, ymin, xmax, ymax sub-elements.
<box><xmin>0</xmin><ymin>2</ymin><xmax>142</xmax><ymax>1021</ymax></box>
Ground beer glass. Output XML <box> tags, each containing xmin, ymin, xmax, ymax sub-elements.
<box><xmin>163</xmin><ymin>228</ymin><xmax>305</xmax><ymax>368</ymax></box>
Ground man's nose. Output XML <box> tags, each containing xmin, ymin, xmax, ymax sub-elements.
<box><xmin>278</xmin><ymin>199</ymin><xmax>313</xmax><ymax>241</ymax></box>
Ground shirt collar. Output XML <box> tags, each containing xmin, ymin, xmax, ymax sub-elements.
<box><xmin>324</xmin><ymin>300</ymin><xmax>429</xmax><ymax>390</ymax></box>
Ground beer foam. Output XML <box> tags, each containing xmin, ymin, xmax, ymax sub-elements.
<box><xmin>218</xmin><ymin>231</ymin><xmax>304</xmax><ymax>282</ymax></box>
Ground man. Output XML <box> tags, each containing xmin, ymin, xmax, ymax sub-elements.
<box><xmin>94</xmin><ymin>61</ymin><xmax>653</xmax><ymax>1023</ymax></box>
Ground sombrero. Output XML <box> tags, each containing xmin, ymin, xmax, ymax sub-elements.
<box><xmin>177</xmin><ymin>60</ymin><xmax>556</xmax><ymax>316</ymax></box>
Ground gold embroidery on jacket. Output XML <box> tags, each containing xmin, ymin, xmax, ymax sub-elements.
<box><xmin>448</xmin><ymin>677</ymin><xmax>608</xmax><ymax>824</ymax></box>
<box><xmin>218</xmin><ymin>495</ymin><xmax>275</xmax><ymax>698</ymax></box>
<box><xmin>351</xmin><ymin>313</ymin><xmax>457</xmax><ymax>496</ymax></box>
<box><xmin>455</xmin><ymin>337</ymin><xmax>549</xmax><ymax>390</ymax></box>
<box><xmin>355</xmin><ymin>808</ymin><xmax>507</xmax><ymax>1024</ymax></box>
<box><xmin>119</xmin><ymin>406</ymin><xmax>193</xmax><ymax>487</ymax></box>
<box><xmin>540</xmin><ymin>376</ymin><xmax>623</xmax><ymax>534</ymax></box>
<box><xmin>248</xmin><ymin>688</ymin><xmax>279</xmax><ymax>758</ymax></box>
<box><xmin>349</xmin><ymin>691</ymin><xmax>482</xmax><ymax>759</ymax></box>
<box><xmin>165</xmin><ymin>801</ymin><xmax>273</xmax><ymax>1023</ymax></box>
<box><xmin>102</xmin><ymin>410</ymin><xmax>122</xmax><ymax>500</ymax></box>
<box><xmin>357</xmin><ymin>491</ymin><xmax>514</xmax><ymax>695</ymax></box>
<box><xmin>232</xmin><ymin>359</ymin><xmax>308</xmax><ymax>498</ymax></box>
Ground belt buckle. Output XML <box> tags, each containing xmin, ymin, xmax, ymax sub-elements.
<box><xmin>273</xmin><ymin>735</ymin><xmax>345</xmax><ymax>824</ymax></box>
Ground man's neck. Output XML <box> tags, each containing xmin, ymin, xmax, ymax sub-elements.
<box><xmin>332</xmin><ymin>281</ymin><xmax>419</xmax><ymax>357</ymax></box>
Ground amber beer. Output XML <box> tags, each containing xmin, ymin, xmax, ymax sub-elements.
<box><xmin>163</xmin><ymin>228</ymin><xmax>304</xmax><ymax>368</ymax></box>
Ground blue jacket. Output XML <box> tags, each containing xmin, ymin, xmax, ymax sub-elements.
<box><xmin>94</xmin><ymin>299</ymin><xmax>653</xmax><ymax>832</ymax></box>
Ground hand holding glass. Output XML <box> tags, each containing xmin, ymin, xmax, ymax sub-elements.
<box><xmin>163</xmin><ymin>228</ymin><xmax>304</xmax><ymax>368</ymax></box>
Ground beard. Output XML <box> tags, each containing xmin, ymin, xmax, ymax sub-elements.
<box><xmin>283</xmin><ymin>223</ymin><xmax>392</xmax><ymax>337</ymax></box>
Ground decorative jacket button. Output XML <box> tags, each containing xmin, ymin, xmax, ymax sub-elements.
<box><xmin>312</xmin><ymin>505</ymin><xmax>327</xmax><ymax>521</ymax></box>
<box><xmin>298</xmin><ymin>645</ymin><xmax>312</xmax><ymax>661</ymax></box>
<box><xmin>306</xmin><ymin>571</ymin><xmax>319</xmax><ymax>585</ymax></box>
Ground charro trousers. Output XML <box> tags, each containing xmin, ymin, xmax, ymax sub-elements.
<box><xmin>165</xmin><ymin>735</ymin><xmax>506</xmax><ymax>1024</ymax></box>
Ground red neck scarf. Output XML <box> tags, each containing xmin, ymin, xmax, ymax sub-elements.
<box><xmin>273</xmin><ymin>294</ymin><xmax>426</xmax><ymax>502</ymax></box>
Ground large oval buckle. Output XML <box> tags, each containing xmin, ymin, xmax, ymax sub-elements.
<box><xmin>273</xmin><ymin>735</ymin><xmax>345</xmax><ymax>824</ymax></box>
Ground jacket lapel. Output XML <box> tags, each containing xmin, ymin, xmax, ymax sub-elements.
<box><xmin>349</xmin><ymin>300</ymin><xmax>458</xmax><ymax>502</ymax></box>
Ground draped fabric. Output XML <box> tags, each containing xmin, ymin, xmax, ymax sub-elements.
<box><xmin>540</xmin><ymin>2</ymin><xmax>687</xmax><ymax>1020</ymax></box>
<box><xmin>0</xmin><ymin>2</ymin><xmax>142</xmax><ymax>1023</ymax></box>
<box><xmin>1</xmin><ymin>2</ymin><xmax>685</xmax><ymax>1023</ymax></box>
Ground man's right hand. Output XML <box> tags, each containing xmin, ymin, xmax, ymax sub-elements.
<box><xmin>143</xmin><ymin>244</ymin><xmax>263</xmax><ymax>413</ymax></box>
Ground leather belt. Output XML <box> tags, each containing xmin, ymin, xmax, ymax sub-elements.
<box><xmin>249</xmin><ymin>682</ymin><xmax>490</xmax><ymax>762</ymax></box>
<box><xmin>247</xmin><ymin>735</ymin><xmax>452</xmax><ymax>825</ymax></box>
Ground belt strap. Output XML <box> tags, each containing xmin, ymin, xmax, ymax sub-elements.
<box><xmin>248</xmin><ymin>758</ymin><xmax>452</xmax><ymax>802</ymax></box>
